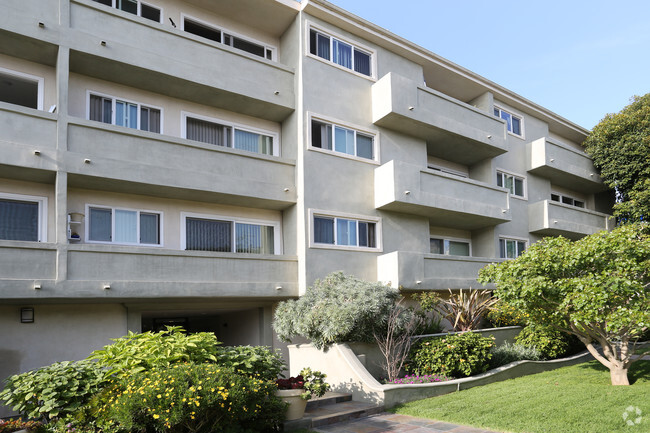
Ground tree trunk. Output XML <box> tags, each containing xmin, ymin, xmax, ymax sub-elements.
<box><xmin>610</xmin><ymin>365</ymin><xmax>630</xmax><ymax>386</ymax></box>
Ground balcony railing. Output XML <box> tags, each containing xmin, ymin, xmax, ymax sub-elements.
<box><xmin>0</xmin><ymin>242</ymin><xmax>57</xmax><ymax>294</ymax></box>
<box><xmin>529</xmin><ymin>200</ymin><xmax>613</xmax><ymax>239</ymax></box>
<box><xmin>527</xmin><ymin>137</ymin><xmax>606</xmax><ymax>193</ymax></box>
<box><xmin>0</xmin><ymin>104</ymin><xmax>58</xmax><ymax>171</ymax></box>
<box><xmin>372</xmin><ymin>73</ymin><xmax>507</xmax><ymax>165</ymax></box>
<box><xmin>375</xmin><ymin>160</ymin><xmax>511</xmax><ymax>229</ymax></box>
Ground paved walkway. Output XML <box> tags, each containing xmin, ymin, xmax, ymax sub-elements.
<box><xmin>311</xmin><ymin>413</ymin><xmax>502</xmax><ymax>433</ymax></box>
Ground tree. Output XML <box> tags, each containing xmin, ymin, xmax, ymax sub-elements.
<box><xmin>478</xmin><ymin>223</ymin><xmax>650</xmax><ymax>386</ymax></box>
<box><xmin>584</xmin><ymin>94</ymin><xmax>650</xmax><ymax>221</ymax></box>
<box><xmin>273</xmin><ymin>272</ymin><xmax>400</xmax><ymax>350</ymax></box>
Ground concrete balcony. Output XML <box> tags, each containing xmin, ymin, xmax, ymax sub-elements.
<box><xmin>68</xmin><ymin>0</ymin><xmax>295</xmax><ymax>122</ymax></box>
<box><xmin>65</xmin><ymin>245</ymin><xmax>299</xmax><ymax>298</ymax></box>
<box><xmin>0</xmin><ymin>242</ymin><xmax>57</xmax><ymax>296</ymax></box>
<box><xmin>377</xmin><ymin>251</ymin><xmax>498</xmax><ymax>291</ymax></box>
<box><xmin>527</xmin><ymin>137</ymin><xmax>606</xmax><ymax>193</ymax></box>
<box><xmin>372</xmin><ymin>73</ymin><xmax>506</xmax><ymax>165</ymax></box>
<box><xmin>529</xmin><ymin>200</ymin><xmax>613</xmax><ymax>240</ymax></box>
<box><xmin>375</xmin><ymin>160</ymin><xmax>511</xmax><ymax>230</ymax></box>
<box><xmin>65</xmin><ymin>120</ymin><xmax>296</xmax><ymax>210</ymax></box>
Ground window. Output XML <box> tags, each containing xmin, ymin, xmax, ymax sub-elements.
<box><xmin>91</xmin><ymin>0</ymin><xmax>162</xmax><ymax>23</ymax></box>
<box><xmin>311</xmin><ymin>118</ymin><xmax>375</xmax><ymax>160</ymax></box>
<box><xmin>0</xmin><ymin>193</ymin><xmax>47</xmax><ymax>242</ymax></box>
<box><xmin>182</xmin><ymin>214</ymin><xmax>278</xmax><ymax>254</ymax></box>
<box><xmin>430</xmin><ymin>238</ymin><xmax>470</xmax><ymax>256</ymax></box>
<box><xmin>551</xmin><ymin>193</ymin><xmax>585</xmax><ymax>208</ymax></box>
<box><xmin>311</xmin><ymin>211</ymin><xmax>379</xmax><ymax>249</ymax></box>
<box><xmin>499</xmin><ymin>238</ymin><xmax>526</xmax><ymax>259</ymax></box>
<box><xmin>87</xmin><ymin>206</ymin><xmax>161</xmax><ymax>245</ymax></box>
<box><xmin>183</xmin><ymin>114</ymin><xmax>277</xmax><ymax>156</ymax></box>
<box><xmin>494</xmin><ymin>106</ymin><xmax>523</xmax><ymax>137</ymax></box>
<box><xmin>89</xmin><ymin>93</ymin><xmax>161</xmax><ymax>133</ymax></box>
<box><xmin>428</xmin><ymin>165</ymin><xmax>468</xmax><ymax>178</ymax></box>
<box><xmin>182</xmin><ymin>17</ymin><xmax>275</xmax><ymax>60</ymax></box>
<box><xmin>309</xmin><ymin>28</ymin><xmax>372</xmax><ymax>77</ymax></box>
<box><xmin>497</xmin><ymin>170</ymin><xmax>525</xmax><ymax>198</ymax></box>
<box><xmin>0</xmin><ymin>68</ymin><xmax>44</xmax><ymax>110</ymax></box>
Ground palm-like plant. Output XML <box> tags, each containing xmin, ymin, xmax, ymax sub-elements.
<box><xmin>438</xmin><ymin>288</ymin><xmax>497</xmax><ymax>331</ymax></box>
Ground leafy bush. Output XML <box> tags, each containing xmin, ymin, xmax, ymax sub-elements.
<box><xmin>0</xmin><ymin>360</ymin><xmax>106</xmax><ymax>422</ymax></box>
<box><xmin>486</xmin><ymin>299</ymin><xmax>528</xmax><ymax>327</ymax></box>
<box><xmin>215</xmin><ymin>345</ymin><xmax>285</xmax><ymax>381</ymax></box>
<box><xmin>409</xmin><ymin>332</ymin><xmax>495</xmax><ymax>378</ymax></box>
<box><xmin>384</xmin><ymin>374</ymin><xmax>451</xmax><ymax>385</ymax></box>
<box><xmin>489</xmin><ymin>341</ymin><xmax>543</xmax><ymax>368</ymax></box>
<box><xmin>91</xmin><ymin>363</ymin><xmax>285</xmax><ymax>433</ymax></box>
<box><xmin>273</xmin><ymin>272</ymin><xmax>400</xmax><ymax>349</ymax></box>
<box><xmin>275</xmin><ymin>368</ymin><xmax>329</xmax><ymax>400</ymax></box>
<box><xmin>515</xmin><ymin>324</ymin><xmax>573</xmax><ymax>359</ymax></box>
<box><xmin>88</xmin><ymin>326</ymin><xmax>219</xmax><ymax>377</ymax></box>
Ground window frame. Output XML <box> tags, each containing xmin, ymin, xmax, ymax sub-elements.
<box><xmin>309</xmin><ymin>209</ymin><xmax>382</xmax><ymax>252</ymax></box>
<box><xmin>180</xmin><ymin>14</ymin><xmax>276</xmax><ymax>61</ymax></box>
<box><xmin>429</xmin><ymin>237</ymin><xmax>472</xmax><ymax>257</ymax></box>
<box><xmin>180</xmin><ymin>212</ymin><xmax>281</xmax><ymax>254</ymax></box>
<box><xmin>308</xmin><ymin>113</ymin><xmax>379</xmax><ymax>164</ymax></box>
<box><xmin>0</xmin><ymin>66</ymin><xmax>44</xmax><ymax>111</ymax></box>
<box><xmin>0</xmin><ymin>192</ymin><xmax>48</xmax><ymax>242</ymax></box>
<box><xmin>496</xmin><ymin>168</ymin><xmax>527</xmax><ymax>200</ymax></box>
<box><xmin>91</xmin><ymin>0</ymin><xmax>163</xmax><ymax>23</ymax></box>
<box><xmin>493</xmin><ymin>104</ymin><xmax>524</xmax><ymax>138</ymax></box>
<box><xmin>85</xmin><ymin>204</ymin><xmax>163</xmax><ymax>247</ymax></box>
<box><xmin>551</xmin><ymin>192</ymin><xmax>585</xmax><ymax>209</ymax></box>
<box><xmin>498</xmin><ymin>236</ymin><xmax>528</xmax><ymax>259</ymax></box>
<box><xmin>181</xmin><ymin>111</ymin><xmax>280</xmax><ymax>157</ymax></box>
<box><xmin>86</xmin><ymin>90</ymin><xmax>164</xmax><ymax>134</ymax></box>
<box><xmin>306</xmin><ymin>22</ymin><xmax>376</xmax><ymax>80</ymax></box>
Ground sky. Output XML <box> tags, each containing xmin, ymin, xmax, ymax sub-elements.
<box><xmin>324</xmin><ymin>0</ymin><xmax>650</xmax><ymax>130</ymax></box>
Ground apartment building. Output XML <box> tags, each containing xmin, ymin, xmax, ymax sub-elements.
<box><xmin>0</xmin><ymin>0</ymin><xmax>612</xmax><ymax>415</ymax></box>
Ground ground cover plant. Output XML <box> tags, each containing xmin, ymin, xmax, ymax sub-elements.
<box><xmin>392</xmin><ymin>360</ymin><xmax>650</xmax><ymax>433</ymax></box>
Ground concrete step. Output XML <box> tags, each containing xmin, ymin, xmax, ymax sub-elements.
<box><xmin>283</xmin><ymin>392</ymin><xmax>384</xmax><ymax>431</ymax></box>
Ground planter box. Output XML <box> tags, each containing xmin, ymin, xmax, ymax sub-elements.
<box><xmin>276</xmin><ymin>389</ymin><xmax>307</xmax><ymax>421</ymax></box>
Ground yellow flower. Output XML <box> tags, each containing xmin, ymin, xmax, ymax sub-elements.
<box><xmin>153</xmin><ymin>414</ymin><xmax>160</xmax><ymax>419</ymax></box>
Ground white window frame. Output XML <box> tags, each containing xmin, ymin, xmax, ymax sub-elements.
<box><xmin>429</xmin><ymin>236</ymin><xmax>472</xmax><ymax>256</ymax></box>
<box><xmin>306</xmin><ymin>22</ymin><xmax>377</xmax><ymax>80</ymax></box>
<box><xmin>308</xmin><ymin>113</ymin><xmax>379</xmax><ymax>164</ymax></box>
<box><xmin>85</xmin><ymin>204</ymin><xmax>163</xmax><ymax>247</ymax></box>
<box><xmin>92</xmin><ymin>0</ymin><xmax>163</xmax><ymax>23</ymax></box>
<box><xmin>494</xmin><ymin>104</ymin><xmax>524</xmax><ymax>138</ymax></box>
<box><xmin>181</xmin><ymin>111</ymin><xmax>280</xmax><ymax>157</ymax></box>
<box><xmin>86</xmin><ymin>90</ymin><xmax>164</xmax><ymax>134</ymax></box>
<box><xmin>180</xmin><ymin>14</ymin><xmax>276</xmax><ymax>61</ymax></box>
<box><xmin>551</xmin><ymin>192</ymin><xmax>585</xmax><ymax>209</ymax></box>
<box><xmin>0</xmin><ymin>66</ymin><xmax>44</xmax><ymax>110</ymax></box>
<box><xmin>499</xmin><ymin>236</ymin><xmax>528</xmax><ymax>259</ymax></box>
<box><xmin>0</xmin><ymin>192</ymin><xmax>48</xmax><ymax>242</ymax></box>
<box><xmin>309</xmin><ymin>209</ymin><xmax>382</xmax><ymax>252</ymax></box>
<box><xmin>496</xmin><ymin>168</ymin><xmax>527</xmax><ymax>200</ymax></box>
<box><xmin>180</xmin><ymin>212</ymin><xmax>282</xmax><ymax>254</ymax></box>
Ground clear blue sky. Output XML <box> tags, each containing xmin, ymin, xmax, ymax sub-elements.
<box><xmin>323</xmin><ymin>0</ymin><xmax>650</xmax><ymax>130</ymax></box>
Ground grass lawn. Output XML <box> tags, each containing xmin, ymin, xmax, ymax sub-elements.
<box><xmin>392</xmin><ymin>360</ymin><xmax>650</xmax><ymax>433</ymax></box>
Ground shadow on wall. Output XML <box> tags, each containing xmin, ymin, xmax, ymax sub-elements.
<box><xmin>0</xmin><ymin>349</ymin><xmax>22</xmax><ymax>418</ymax></box>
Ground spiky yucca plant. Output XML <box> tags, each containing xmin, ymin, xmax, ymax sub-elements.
<box><xmin>438</xmin><ymin>288</ymin><xmax>497</xmax><ymax>331</ymax></box>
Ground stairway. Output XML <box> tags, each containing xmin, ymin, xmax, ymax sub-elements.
<box><xmin>282</xmin><ymin>392</ymin><xmax>384</xmax><ymax>431</ymax></box>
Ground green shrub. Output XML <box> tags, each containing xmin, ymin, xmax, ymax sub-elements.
<box><xmin>215</xmin><ymin>345</ymin><xmax>285</xmax><ymax>381</ymax></box>
<box><xmin>88</xmin><ymin>326</ymin><xmax>219</xmax><ymax>377</ymax></box>
<box><xmin>409</xmin><ymin>332</ymin><xmax>495</xmax><ymax>378</ymax></box>
<box><xmin>273</xmin><ymin>272</ymin><xmax>400</xmax><ymax>349</ymax></box>
<box><xmin>515</xmin><ymin>324</ymin><xmax>572</xmax><ymax>359</ymax></box>
<box><xmin>486</xmin><ymin>299</ymin><xmax>528</xmax><ymax>327</ymax></box>
<box><xmin>91</xmin><ymin>363</ymin><xmax>285</xmax><ymax>433</ymax></box>
<box><xmin>489</xmin><ymin>341</ymin><xmax>543</xmax><ymax>368</ymax></box>
<box><xmin>0</xmin><ymin>360</ymin><xmax>106</xmax><ymax>422</ymax></box>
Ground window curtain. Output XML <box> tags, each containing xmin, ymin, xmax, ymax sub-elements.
<box><xmin>317</xmin><ymin>32</ymin><xmax>330</xmax><ymax>60</ymax></box>
<box><xmin>353</xmin><ymin>49</ymin><xmax>371</xmax><ymax>76</ymax></box>
<box><xmin>186</xmin><ymin>117</ymin><xmax>229</xmax><ymax>146</ymax></box>
<box><xmin>334</xmin><ymin>126</ymin><xmax>354</xmax><ymax>155</ymax></box>
<box><xmin>448</xmin><ymin>241</ymin><xmax>470</xmax><ymax>256</ymax></box>
<box><xmin>0</xmin><ymin>199</ymin><xmax>38</xmax><ymax>241</ymax></box>
<box><xmin>185</xmin><ymin>218</ymin><xmax>231</xmax><ymax>252</ymax></box>
<box><xmin>314</xmin><ymin>217</ymin><xmax>334</xmax><ymax>244</ymax></box>
<box><xmin>336</xmin><ymin>218</ymin><xmax>356</xmax><ymax>246</ymax></box>
<box><xmin>89</xmin><ymin>94</ymin><xmax>112</xmax><ymax>124</ymax></box>
<box><xmin>140</xmin><ymin>213</ymin><xmax>159</xmax><ymax>244</ymax></box>
<box><xmin>89</xmin><ymin>208</ymin><xmax>112</xmax><ymax>242</ymax></box>
<box><xmin>234</xmin><ymin>129</ymin><xmax>271</xmax><ymax>154</ymax></box>
<box><xmin>114</xmin><ymin>209</ymin><xmax>137</xmax><ymax>243</ymax></box>
<box><xmin>333</xmin><ymin>40</ymin><xmax>352</xmax><ymax>69</ymax></box>
<box><xmin>140</xmin><ymin>107</ymin><xmax>161</xmax><ymax>133</ymax></box>
<box><xmin>235</xmin><ymin>223</ymin><xmax>274</xmax><ymax>254</ymax></box>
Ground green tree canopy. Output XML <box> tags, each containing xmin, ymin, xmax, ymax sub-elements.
<box><xmin>584</xmin><ymin>94</ymin><xmax>650</xmax><ymax>221</ymax></box>
<box><xmin>478</xmin><ymin>223</ymin><xmax>650</xmax><ymax>385</ymax></box>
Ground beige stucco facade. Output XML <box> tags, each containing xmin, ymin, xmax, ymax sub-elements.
<box><xmin>0</xmin><ymin>0</ymin><xmax>612</xmax><ymax>417</ymax></box>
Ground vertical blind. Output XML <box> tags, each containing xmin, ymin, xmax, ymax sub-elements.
<box><xmin>186</xmin><ymin>117</ymin><xmax>230</xmax><ymax>147</ymax></box>
<box><xmin>185</xmin><ymin>218</ymin><xmax>232</xmax><ymax>252</ymax></box>
<box><xmin>235</xmin><ymin>223</ymin><xmax>274</xmax><ymax>254</ymax></box>
<box><xmin>0</xmin><ymin>199</ymin><xmax>39</xmax><ymax>241</ymax></box>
